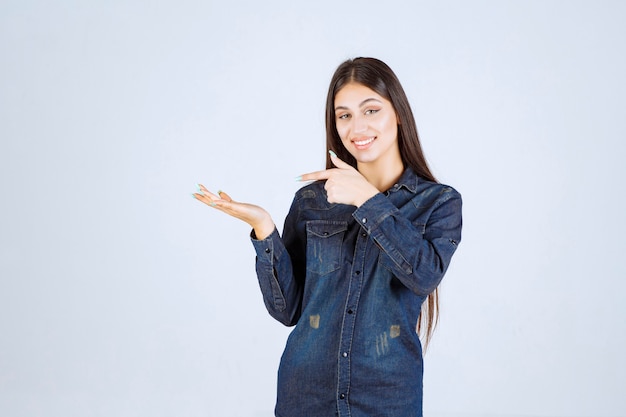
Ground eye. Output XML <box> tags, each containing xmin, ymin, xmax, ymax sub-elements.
<box><xmin>365</xmin><ymin>109</ymin><xmax>379</xmax><ymax>116</ymax></box>
<box><xmin>337</xmin><ymin>113</ymin><xmax>350</xmax><ymax>120</ymax></box>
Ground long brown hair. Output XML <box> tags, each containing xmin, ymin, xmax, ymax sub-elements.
<box><xmin>324</xmin><ymin>57</ymin><xmax>440</xmax><ymax>347</ymax></box>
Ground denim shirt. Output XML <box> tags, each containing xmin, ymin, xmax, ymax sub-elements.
<box><xmin>251</xmin><ymin>168</ymin><xmax>462</xmax><ymax>417</ymax></box>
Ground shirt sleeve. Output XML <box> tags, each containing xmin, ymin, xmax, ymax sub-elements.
<box><xmin>352</xmin><ymin>187</ymin><xmax>462</xmax><ymax>296</ymax></box>
<box><xmin>250</xmin><ymin>198</ymin><xmax>305</xmax><ymax>327</ymax></box>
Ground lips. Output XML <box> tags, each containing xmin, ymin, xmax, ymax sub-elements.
<box><xmin>352</xmin><ymin>136</ymin><xmax>375</xmax><ymax>149</ymax></box>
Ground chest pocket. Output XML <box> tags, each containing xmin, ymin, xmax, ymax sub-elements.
<box><xmin>305</xmin><ymin>220</ymin><xmax>348</xmax><ymax>276</ymax></box>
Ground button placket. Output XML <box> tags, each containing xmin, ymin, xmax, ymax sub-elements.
<box><xmin>336</xmin><ymin>226</ymin><xmax>368</xmax><ymax>416</ymax></box>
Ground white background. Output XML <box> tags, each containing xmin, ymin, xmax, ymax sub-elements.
<box><xmin>1</xmin><ymin>1</ymin><xmax>625</xmax><ymax>416</ymax></box>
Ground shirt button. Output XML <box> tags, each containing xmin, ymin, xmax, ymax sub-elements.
<box><xmin>340</xmin><ymin>393</ymin><xmax>346</xmax><ymax>400</ymax></box>
<box><xmin>354</xmin><ymin>271</ymin><xmax>361</xmax><ymax>275</ymax></box>
<box><xmin>342</xmin><ymin>352</ymin><xmax>348</xmax><ymax>358</ymax></box>
<box><xmin>362</xmin><ymin>218</ymin><xmax>367</xmax><ymax>223</ymax></box>
<box><xmin>264</xmin><ymin>248</ymin><xmax>270</xmax><ymax>253</ymax></box>
<box><xmin>361</xmin><ymin>232</ymin><xmax>367</xmax><ymax>238</ymax></box>
<box><xmin>347</xmin><ymin>309</ymin><xmax>354</xmax><ymax>314</ymax></box>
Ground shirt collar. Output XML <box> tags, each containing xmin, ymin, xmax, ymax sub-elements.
<box><xmin>385</xmin><ymin>167</ymin><xmax>420</xmax><ymax>195</ymax></box>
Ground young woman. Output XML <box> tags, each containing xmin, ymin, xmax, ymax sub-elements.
<box><xmin>193</xmin><ymin>57</ymin><xmax>462</xmax><ymax>417</ymax></box>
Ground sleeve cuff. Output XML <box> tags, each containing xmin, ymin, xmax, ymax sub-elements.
<box><xmin>352</xmin><ymin>193</ymin><xmax>396</xmax><ymax>233</ymax></box>
<box><xmin>250</xmin><ymin>227</ymin><xmax>283</xmax><ymax>263</ymax></box>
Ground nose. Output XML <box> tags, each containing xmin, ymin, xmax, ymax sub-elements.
<box><xmin>353</xmin><ymin>114</ymin><xmax>367</xmax><ymax>133</ymax></box>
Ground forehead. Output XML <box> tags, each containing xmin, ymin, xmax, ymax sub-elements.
<box><xmin>334</xmin><ymin>82</ymin><xmax>387</xmax><ymax>106</ymax></box>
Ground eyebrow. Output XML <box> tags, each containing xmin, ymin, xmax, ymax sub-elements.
<box><xmin>335</xmin><ymin>98</ymin><xmax>382</xmax><ymax>111</ymax></box>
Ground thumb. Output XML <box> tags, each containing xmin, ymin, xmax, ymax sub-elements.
<box><xmin>217</xmin><ymin>190</ymin><xmax>233</xmax><ymax>202</ymax></box>
<box><xmin>329</xmin><ymin>150</ymin><xmax>353</xmax><ymax>170</ymax></box>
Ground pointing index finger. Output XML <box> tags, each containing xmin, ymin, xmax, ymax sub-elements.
<box><xmin>298</xmin><ymin>169</ymin><xmax>332</xmax><ymax>182</ymax></box>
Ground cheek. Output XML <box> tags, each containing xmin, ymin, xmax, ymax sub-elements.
<box><xmin>379</xmin><ymin>113</ymin><xmax>395</xmax><ymax>129</ymax></box>
<box><xmin>379</xmin><ymin>116</ymin><xmax>398</xmax><ymax>137</ymax></box>
<box><xmin>336</xmin><ymin>124</ymin><xmax>350</xmax><ymax>141</ymax></box>
<box><xmin>389</xmin><ymin>122</ymin><xmax>398</xmax><ymax>138</ymax></box>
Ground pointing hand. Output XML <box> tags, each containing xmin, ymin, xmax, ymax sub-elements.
<box><xmin>298</xmin><ymin>151</ymin><xmax>379</xmax><ymax>207</ymax></box>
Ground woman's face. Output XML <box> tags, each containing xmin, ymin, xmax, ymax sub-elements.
<box><xmin>334</xmin><ymin>82</ymin><xmax>401</xmax><ymax>169</ymax></box>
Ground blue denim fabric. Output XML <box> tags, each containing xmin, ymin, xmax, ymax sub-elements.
<box><xmin>251</xmin><ymin>168</ymin><xmax>462</xmax><ymax>417</ymax></box>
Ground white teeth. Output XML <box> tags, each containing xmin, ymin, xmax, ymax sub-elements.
<box><xmin>354</xmin><ymin>137</ymin><xmax>375</xmax><ymax>146</ymax></box>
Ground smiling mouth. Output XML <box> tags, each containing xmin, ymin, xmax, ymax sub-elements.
<box><xmin>353</xmin><ymin>137</ymin><xmax>375</xmax><ymax>146</ymax></box>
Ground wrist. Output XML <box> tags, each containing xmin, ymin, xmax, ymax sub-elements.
<box><xmin>253</xmin><ymin>217</ymin><xmax>275</xmax><ymax>240</ymax></box>
<box><xmin>354</xmin><ymin>188</ymin><xmax>379</xmax><ymax>208</ymax></box>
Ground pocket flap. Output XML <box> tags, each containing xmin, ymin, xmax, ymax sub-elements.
<box><xmin>306</xmin><ymin>220</ymin><xmax>348</xmax><ymax>238</ymax></box>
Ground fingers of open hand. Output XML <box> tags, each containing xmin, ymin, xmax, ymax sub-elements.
<box><xmin>193</xmin><ymin>185</ymin><xmax>263</xmax><ymax>222</ymax></box>
<box><xmin>217</xmin><ymin>190</ymin><xmax>233</xmax><ymax>202</ymax></box>
<box><xmin>193</xmin><ymin>184</ymin><xmax>225</xmax><ymax>207</ymax></box>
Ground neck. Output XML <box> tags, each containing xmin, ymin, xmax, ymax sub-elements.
<box><xmin>357</xmin><ymin>160</ymin><xmax>405</xmax><ymax>192</ymax></box>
